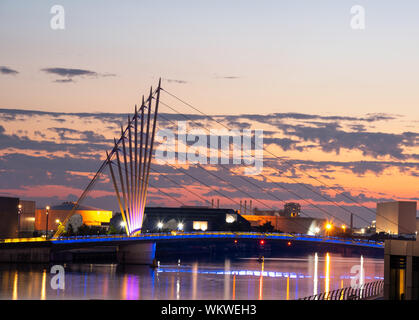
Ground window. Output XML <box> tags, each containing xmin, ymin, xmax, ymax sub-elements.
<box><xmin>193</xmin><ymin>221</ymin><xmax>208</xmax><ymax>231</ymax></box>
<box><xmin>390</xmin><ymin>255</ymin><xmax>406</xmax><ymax>300</ymax></box>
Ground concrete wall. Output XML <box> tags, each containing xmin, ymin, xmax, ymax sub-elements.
<box><xmin>117</xmin><ymin>242</ymin><xmax>156</xmax><ymax>265</ymax></box>
<box><xmin>376</xmin><ymin>201</ymin><xmax>417</xmax><ymax>235</ymax></box>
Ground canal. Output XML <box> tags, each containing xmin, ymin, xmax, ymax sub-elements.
<box><xmin>0</xmin><ymin>253</ymin><xmax>383</xmax><ymax>300</ymax></box>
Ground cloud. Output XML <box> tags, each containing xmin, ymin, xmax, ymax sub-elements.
<box><xmin>0</xmin><ymin>66</ymin><xmax>19</xmax><ymax>75</ymax></box>
<box><xmin>54</xmin><ymin>78</ymin><xmax>75</xmax><ymax>83</ymax></box>
<box><xmin>164</xmin><ymin>78</ymin><xmax>188</xmax><ymax>84</ymax></box>
<box><xmin>41</xmin><ymin>67</ymin><xmax>116</xmax><ymax>82</ymax></box>
<box><xmin>215</xmin><ymin>75</ymin><xmax>242</xmax><ymax>80</ymax></box>
<box><xmin>0</xmin><ymin>108</ymin><xmax>417</xmax><ymax>217</ymax></box>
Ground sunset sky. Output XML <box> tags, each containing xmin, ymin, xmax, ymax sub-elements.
<box><xmin>0</xmin><ymin>1</ymin><xmax>418</xmax><ymax>227</ymax></box>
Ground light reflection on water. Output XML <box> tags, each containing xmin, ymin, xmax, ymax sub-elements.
<box><xmin>0</xmin><ymin>253</ymin><xmax>383</xmax><ymax>300</ymax></box>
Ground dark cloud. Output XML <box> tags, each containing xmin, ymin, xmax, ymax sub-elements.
<box><xmin>0</xmin><ymin>125</ymin><xmax>111</xmax><ymax>156</ymax></box>
<box><xmin>275</xmin><ymin>121</ymin><xmax>417</xmax><ymax>160</ymax></box>
<box><xmin>41</xmin><ymin>67</ymin><xmax>116</xmax><ymax>82</ymax></box>
<box><xmin>0</xmin><ymin>108</ymin><xmax>416</xmax><ymax>218</ymax></box>
<box><xmin>0</xmin><ymin>66</ymin><xmax>19</xmax><ymax>75</ymax></box>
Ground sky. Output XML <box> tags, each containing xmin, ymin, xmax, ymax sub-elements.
<box><xmin>0</xmin><ymin>1</ymin><xmax>418</xmax><ymax>227</ymax></box>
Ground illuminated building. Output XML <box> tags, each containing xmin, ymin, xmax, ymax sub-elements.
<box><xmin>130</xmin><ymin>207</ymin><xmax>251</xmax><ymax>232</ymax></box>
<box><xmin>34</xmin><ymin>201</ymin><xmax>112</xmax><ymax>233</ymax></box>
<box><xmin>241</xmin><ymin>214</ymin><xmax>326</xmax><ymax>235</ymax></box>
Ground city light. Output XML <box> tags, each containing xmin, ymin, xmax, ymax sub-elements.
<box><xmin>341</xmin><ymin>225</ymin><xmax>346</xmax><ymax>231</ymax></box>
<box><xmin>314</xmin><ymin>227</ymin><xmax>320</xmax><ymax>234</ymax></box>
<box><xmin>325</xmin><ymin>223</ymin><xmax>332</xmax><ymax>230</ymax></box>
<box><xmin>55</xmin><ymin>219</ymin><xmax>60</xmax><ymax>224</ymax></box>
<box><xmin>157</xmin><ymin>222</ymin><xmax>163</xmax><ymax>229</ymax></box>
<box><xmin>177</xmin><ymin>223</ymin><xmax>184</xmax><ymax>231</ymax></box>
<box><xmin>259</xmin><ymin>240</ymin><xmax>265</xmax><ymax>245</ymax></box>
<box><xmin>120</xmin><ymin>221</ymin><xmax>126</xmax><ymax>227</ymax></box>
<box><xmin>287</xmin><ymin>241</ymin><xmax>292</xmax><ymax>246</ymax></box>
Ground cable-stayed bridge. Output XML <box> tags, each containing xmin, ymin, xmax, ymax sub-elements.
<box><xmin>1</xmin><ymin>79</ymin><xmax>397</xmax><ymax>264</ymax></box>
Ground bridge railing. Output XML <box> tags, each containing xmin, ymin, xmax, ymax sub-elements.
<box><xmin>0</xmin><ymin>231</ymin><xmax>383</xmax><ymax>247</ymax></box>
<box><xmin>299</xmin><ymin>280</ymin><xmax>384</xmax><ymax>300</ymax></box>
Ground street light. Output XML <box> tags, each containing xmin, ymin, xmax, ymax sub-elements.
<box><xmin>17</xmin><ymin>204</ymin><xmax>22</xmax><ymax>237</ymax></box>
<box><xmin>325</xmin><ymin>223</ymin><xmax>332</xmax><ymax>236</ymax></box>
<box><xmin>177</xmin><ymin>223</ymin><xmax>184</xmax><ymax>231</ymax></box>
<box><xmin>341</xmin><ymin>225</ymin><xmax>346</xmax><ymax>232</ymax></box>
<box><xmin>157</xmin><ymin>222</ymin><xmax>163</xmax><ymax>230</ymax></box>
<box><xmin>45</xmin><ymin>205</ymin><xmax>50</xmax><ymax>239</ymax></box>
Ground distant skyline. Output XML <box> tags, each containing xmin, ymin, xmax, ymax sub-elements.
<box><xmin>0</xmin><ymin>1</ymin><xmax>418</xmax><ymax>226</ymax></box>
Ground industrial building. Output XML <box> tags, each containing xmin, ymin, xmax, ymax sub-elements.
<box><xmin>0</xmin><ymin>196</ymin><xmax>35</xmax><ymax>238</ymax></box>
<box><xmin>376</xmin><ymin>201</ymin><xmax>417</xmax><ymax>235</ymax></box>
<box><xmin>241</xmin><ymin>214</ymin><xmax>326</xmax><ymax>235</ymax></box>
<box><xmin>241</xmin><ymin>202</ymin><xmax>326</xmax><ymax>235</ymax></box>
<box><xmin>35</xmin><ymin>202</ymin><xmax>113</xmax><ymax>234</ymax></box>
<box><xmin>140</xmin><ymin>206</ymin><xmax>251</xmax><ymax>232</ymax></box>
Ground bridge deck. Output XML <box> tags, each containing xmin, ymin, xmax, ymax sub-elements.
<box><xmin>0</xmin><ymin>232</ymin><xmax>383</xmax><ymax>249</ymax></box>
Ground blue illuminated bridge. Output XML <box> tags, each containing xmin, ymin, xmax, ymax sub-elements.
<box><xmin>1</xmin><ymin>231</ymin><xmax>383</xmax><ymax>248</ymax></box>
<box><xmin>52</xmin><ymin>231</ymin><xmax>383</xmax><ymax>248</ymax></box>
<box><xmin>0</xmin><ymin>231</ymin><xmax>384</xmax><ymax>265</ymax></box>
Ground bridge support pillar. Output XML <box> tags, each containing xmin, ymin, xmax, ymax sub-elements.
<box><xmin>117</xmin><ymin>242</ymin><xmax>156</xmax><ymax>265</ymax></box>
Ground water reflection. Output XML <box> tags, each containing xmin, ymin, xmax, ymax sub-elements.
<box><xmin>313</xmin><ymin>252</ymin><xmax>318</xmax><ymax>296</ymax></box>
<box><xmin>0</xmin><ymin>253</ymin><xmax>383</xmax><ymax>300</ymax></box>
<box><xmin>325</xmin><ymin>252</ymin><xmax>330</xmax><ymax>295</ymax></box>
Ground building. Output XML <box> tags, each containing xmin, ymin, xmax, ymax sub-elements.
<box><xmin>252</xmin><ymin>208</ymin><xmax>284</xmax><ymax>216</ymax></box>
<box><xmin>17</xmin><ymin>200</ymin><xmax>36</xmax><ymax>237</ymax></box>
<box><xmin>35</xmin><ymin>201</ymin><xmax>112</xmax><ymax>234</ymax></box>
<box><xmin>0</xmin><ymin>196</ymin><xmax>19</xmax><ymax>238</ymax></box>
<box><xmin>241</xmin><ymin>214</ymin><xmax>326</xmax><ymax>235</ymax></box>
<box><xmin>141</xmin><ymin>206</ymin><xmax>251</xmax><ymax>232</ymax></box>
<box><xmin>384</xmin><ymin>238</ymin><xmax>419</xmax><ymax>300</ymax></box>
<box><xmin>376</xmin><ymin>201</ymin><xmax>417</xmax><ymax>235</ymax></box>
<box><xmin>0</xmin><ymin>196</ymin><xmax>36</xmax><ymax>238</ymax></box>
<box><xmin>284</xmin><ymin>202</ymin><xmax>301</xmax><ymax>217</ymax></box>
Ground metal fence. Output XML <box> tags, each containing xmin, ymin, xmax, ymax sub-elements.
<box><xmin>300</xmin><ymin>280</ymin><xmax>384</xmax><ymax>300</ymax></box>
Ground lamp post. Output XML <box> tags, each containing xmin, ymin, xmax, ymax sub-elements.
<box><xmin>325</xmin><ymin>223</ymin><xmax>332</xmax><ymax>237</ymax></box>
<box><xmin>45</xmin><ymin>206</ymin><xmax>50</xmax><ymax>239</ymax></box>
<box><xmin>17</xmin><ymin>204</ymin><xmax>22</xmax><ymax>237</ymax></box>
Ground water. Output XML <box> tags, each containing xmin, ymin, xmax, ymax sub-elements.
<box><xmin>0</xmin><ymin>253</ymin><xmax>383</xmax><ymax>300</ymax></box>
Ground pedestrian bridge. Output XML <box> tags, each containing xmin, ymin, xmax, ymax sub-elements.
<box><xmin>0</xmin><ymin>231</ymin><xmax>383</xmax><ymax>248</ymax></box>
<box><xmin>0</xmin><ymin>231</ymin><xmax>383</xmax><ymax>265</ymax></box>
